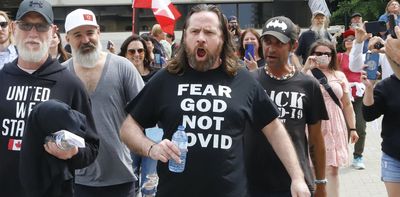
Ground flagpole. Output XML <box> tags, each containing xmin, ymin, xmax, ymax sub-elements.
<box><xmin>132</xmin><ymin>7</ymin><xmax>135</xmax><ymax>35</ymax></box>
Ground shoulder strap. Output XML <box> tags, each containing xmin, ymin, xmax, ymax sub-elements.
<box><xmin>311</xmin><ymin>68</ymin><xmax>341</xmax><ymax>107</ymax></box>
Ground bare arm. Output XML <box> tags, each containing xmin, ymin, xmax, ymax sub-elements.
<box><xmin>120</xmin><ymin>115</ymin><xmax>181</xmax><ymax>163</ymax></box>
<box><xmin>339</xmin><ymin>72</ymin><xmax>359</xmax><ymax>143</ymax></box>
<box><xmin>262</xmin><ymin>118</ymin><xmax>310</xmax><ymax>197</ymax></box>
<box><xmin>307</xmin><ymin>121</ymin><xmax>326</xmax><ymax>197</ymax></box>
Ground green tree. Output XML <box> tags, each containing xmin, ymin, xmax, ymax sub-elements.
<box><xmin>330</xmin><ymin>0</ymin><xmax>387</xmax><ymax>26</ymax></box>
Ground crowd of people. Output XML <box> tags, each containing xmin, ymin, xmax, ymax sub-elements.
<box><xmin>1</xmin><ymin>0</ymin><xmax>400</xmax><ymax>197</ymax></box>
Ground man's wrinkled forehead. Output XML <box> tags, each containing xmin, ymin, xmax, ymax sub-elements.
<box><xmin>186</xmin><ymin>11</ymin><xmax>222</xmax><ymax>31</ymax></box>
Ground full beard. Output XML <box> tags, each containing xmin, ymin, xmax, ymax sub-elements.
<box><xmin>16</xmin><ymin>37</ymin><xmax>50</xmax><ymax>63</ymax></box>
<box><xmin>71</xmin><ymin>40</ymin><xmax>102</xmax><ymax>68</ymax></box>
<box><xmin>185</xmin><ymin>44</ymin><xmax>221</xmax><ymax>72</ymax></box>
<box><xmin>311</xmin><ymin>24</ymin><xmax>327</xmax><ymax>39</ymax></box>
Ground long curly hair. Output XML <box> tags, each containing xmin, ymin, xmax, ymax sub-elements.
<box><xmin>166</xmin><ymin>4</ymin><xmax>239</xmax><ymax>77</ymax></box>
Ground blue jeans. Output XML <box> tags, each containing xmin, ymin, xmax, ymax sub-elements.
<box><xmin>381</xmin><ymin>152</ymin><xmax>400</xmax><ymax>182</ymax></box>
<box><xmin>133</xmin><ymin>127</ymin><xmax>163</xmax><ymax>195</ymax></box>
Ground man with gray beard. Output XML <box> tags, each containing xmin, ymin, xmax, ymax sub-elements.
<box><xmin>63</xmin><ymin>8</ymin><xmax>144</xmax><ymax>197</ymax></box>
<box><xmin>0</xmin><ymin>1</ymin><xmax>99</xmax><ymax>196</ymax></box>
<box><xmin>296</xmin><ymin>10</ymin><xmax>332</xmax><ymax>64</ymax></box>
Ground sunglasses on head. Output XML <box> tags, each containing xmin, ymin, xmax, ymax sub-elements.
<box><xmin>0</xmin><ymin>22</ymin><xmax>8</xmax><ymax>28</ymax></box>
<box><xmin>127</xmin><ymin>48</ymin><xmax>144</xmax><ymax>55</ymax></box>
<box><xmin>16</xmin><ymin>21</ymin><xmax>50</xmax><ymax>32</ymax></box>
<box><xmin>313</xmin><ymin>51</ymin><xmax>332</xmax><ymax>57</ymax></box>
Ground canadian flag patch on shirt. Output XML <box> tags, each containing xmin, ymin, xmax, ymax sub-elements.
<box><xmin>8</xmin><ymin>139</ymin><xmax>22</xmax><ymax>151</ymax></box>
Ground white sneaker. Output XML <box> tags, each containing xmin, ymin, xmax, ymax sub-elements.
<box><xmin>352</xmin><ymin>157</ymin><xmax>366</xmax><ymax>170</ymax></box>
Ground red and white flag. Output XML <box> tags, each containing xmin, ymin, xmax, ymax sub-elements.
<box><xmin>133</xmin><ymin>0</ymin><xmax>181</xmax><ymax>35</ymax></box>
<box><xmin>8</xmin><ymin>139</ymin><xmax>22</xmax><ymax>151</ymax></box>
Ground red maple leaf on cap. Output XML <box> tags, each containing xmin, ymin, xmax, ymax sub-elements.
<box><xmin>83</xmin><ymin>14</ymin><xmax>93</xmax><ymax>21</ymax></box>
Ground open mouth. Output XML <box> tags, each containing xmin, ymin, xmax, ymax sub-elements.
<box><xmin>197</xmin><ymin>48</ymin><xmax>206</xmax><ymax>58</ymax></box>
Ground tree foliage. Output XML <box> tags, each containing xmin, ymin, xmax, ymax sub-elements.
<box><xmin>330</xmin><ymin>0</ymin><xmax>387</xmax><ymax>25</ymax></box>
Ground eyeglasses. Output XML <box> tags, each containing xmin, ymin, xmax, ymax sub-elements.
<box><xmin>0</xmin><ymin>22</ymin><xmax>8</xmax><ymax>28</ymax></box>
<box><xmin>344</xmin><ymin>38</ymin><xmax>355</xmax><ymax>42</ymax></box>
<box><xmin>313</xmin><ymin>51</ymin><xmax>332</xmax><ymax>57</ymax></box>
<box><xmin>16</xmin><ymin>21</ymin><xmax>50</xmax><ymax>32</ymax></box>
<box><xmin>127</xmin><ymin>48</ymin><xmax>144</xmax><ymax>55</ymax></box>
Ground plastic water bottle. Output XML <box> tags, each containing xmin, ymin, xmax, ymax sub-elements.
<box><xmin>168</xmin><ymin>125</ymin><xmax>188</xmax><ymax>173</ymax></box>
<box><xmin>54</xmin><ymin>131</ymin><xmax>74</xmax><ymax>150</ymax></box>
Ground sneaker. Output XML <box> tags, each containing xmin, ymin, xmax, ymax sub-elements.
<box><xmin>352</xmin><ymin>157</ymin><xmax>366</xmax><ymax>170</ymax></box>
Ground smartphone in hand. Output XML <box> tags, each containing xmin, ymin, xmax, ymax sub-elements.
<box><xmin>107</xmin><ymin>40</ymin><xmax>113</xmax><ymax>49</ymax></box>
<box><xmin>388</xmin><ymin>14</ymin><xmax>397</xmax><ymax>39</ymax></box>
<box><xmin>365</xmin><ymin>21</ymin><xmax>387</xmax><ymax>33</ymax></box>
<box><xmin>364</xmin><ymin>53</ymin><xmax>379</xmax><ymax>80</ymax></box>
<box><xmin>245</xmin><ymin>43</ymin><xmax>255</xmax><ymax>60</ymax></box>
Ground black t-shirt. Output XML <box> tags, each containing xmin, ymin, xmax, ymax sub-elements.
<box><xmin>246</xmin><ymin>68</ymin><xmax>328</xmax><ymax>193</ymax></box>
<box><xmin>126</xmin><ymin>66</ymin><xmax>278</xmax><ymax>197</ymax></box>
<box><xmin>363</xmin><ymin>75</ymin><xmax>400</xmax><ymax>161</ymax></box>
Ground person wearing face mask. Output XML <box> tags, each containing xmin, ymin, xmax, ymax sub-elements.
<box><xmin>238</xmin><ymin>28</ymin><xmax>264</xmax><ymax>71</ymax></box>
<box><xmin>302</xmin><ymin>39</ymin><xmax>359</xmax><ymax>197</ymax></box>
<box><xmin>63</xmin><ymin>8</ymin><xmax>144</xmax><ymax>197</ymax></box>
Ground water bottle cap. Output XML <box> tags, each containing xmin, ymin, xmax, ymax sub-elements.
<box><xmin>177</xmin><ymin>125</ymin><xmax>185</xmax><ymax>131</ymax></box>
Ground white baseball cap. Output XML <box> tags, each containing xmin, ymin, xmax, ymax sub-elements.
<box><xmin>65</xmin><ymin>9</ymin><xmax>98</xmax><ymax>33</ymax></box>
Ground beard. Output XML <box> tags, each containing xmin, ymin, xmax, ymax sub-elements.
<box><xmin>16</xmin><ymin>37</ymin><xmax>50</xmax><ymax>63</ymax></box>
<box><xmin>185</xmin><ymin>43</ymin><xmax>222</xmax><ymax>72</ymax></box>
<box><xmin>311</xmin><ymin>24</ymin><xmax>327</xmax><ymax>39</ymax></box>
<box><xmin>71</xmin><ymin>40</ymin><xmax>102</xmax><ymax>68</ymax></box>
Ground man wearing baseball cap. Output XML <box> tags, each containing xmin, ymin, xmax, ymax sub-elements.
<box><xmin>296</xmin><ymin>10</ymin><xmax>333</xmax><ymax>64</ymax></box>
<box><xmin>0</xmin><ymin>1</ymin><xmax>99</xmax><ymax>197</ymax></box>
<box><xmin>246</xmin><ymin>16</ymin><xmax>328</xmax><ymax>197</ymax></box>
<box><xmin>63</xmin><ymin>8</ymin><xmax>143</xmax><ymax>197</ymax></box>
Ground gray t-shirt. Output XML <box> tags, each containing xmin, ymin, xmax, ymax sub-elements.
<box><xmin>64</xmin><ymin>53</ymin><xmax>145</xmax><ymax>186</ymax></box>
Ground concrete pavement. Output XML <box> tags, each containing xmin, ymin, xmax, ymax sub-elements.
<box><xmin>339</xmin><ymin>118</ymin><xmax>387</xmax><ymax>197</ymax></box>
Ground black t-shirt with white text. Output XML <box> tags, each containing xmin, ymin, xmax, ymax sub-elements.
<box><xmin>126</xmin><ymin>66</ymin><xmax>278</xmax><ymax>197</ymax></box>
<box><xmin>246</xmin><ymin>68</ymin><xmax>328</xmax><ymax>193</ymax></box>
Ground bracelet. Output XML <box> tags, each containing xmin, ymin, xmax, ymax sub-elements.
<box><xmin>147</xmin><ymin>143</ymin><xmax>156</xmax><ymax>157</ymax></box>
<box><xmin>314</xmin><ymin>179</ymin><xmax>328</xmax><ymax>184</ymax></box>
<box><xmin>349</xmin><ymin>128</ymin><xmax>357</xmax><ymax>131</ymax></box>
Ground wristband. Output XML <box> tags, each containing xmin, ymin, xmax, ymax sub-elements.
<box><xmin>147</xmin><ymin>143</ymin><xmax>156</xmax><ymax>157</ymax></box>
<box><xmin>314</xmin><ymin>179</ymin><xmax>328</xmax><ymax>184</ymax></box>
<box><xmin>349</xmin><ymin>128</ymin><xmax>357</xmax><ymax>131</ymax></box>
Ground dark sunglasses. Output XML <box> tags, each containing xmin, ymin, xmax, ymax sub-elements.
<box><xmin>0</xmin><ymin>22</ymin><xmax>8</xmax><ymax>28</ymax></box>
<box><xmin>16</xmin><ymin>21</ymin><xmax>50</xmax><ymax>32</ymax></box>
<box><xmin>313</xmin><ymin>51</ymin><xmax>332</xmax><ymax>57</ymax></box>
<box><xmin>127</xmin><ymin>48</ymin><xmax>144</xmax><ymax>55</ymax></box>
